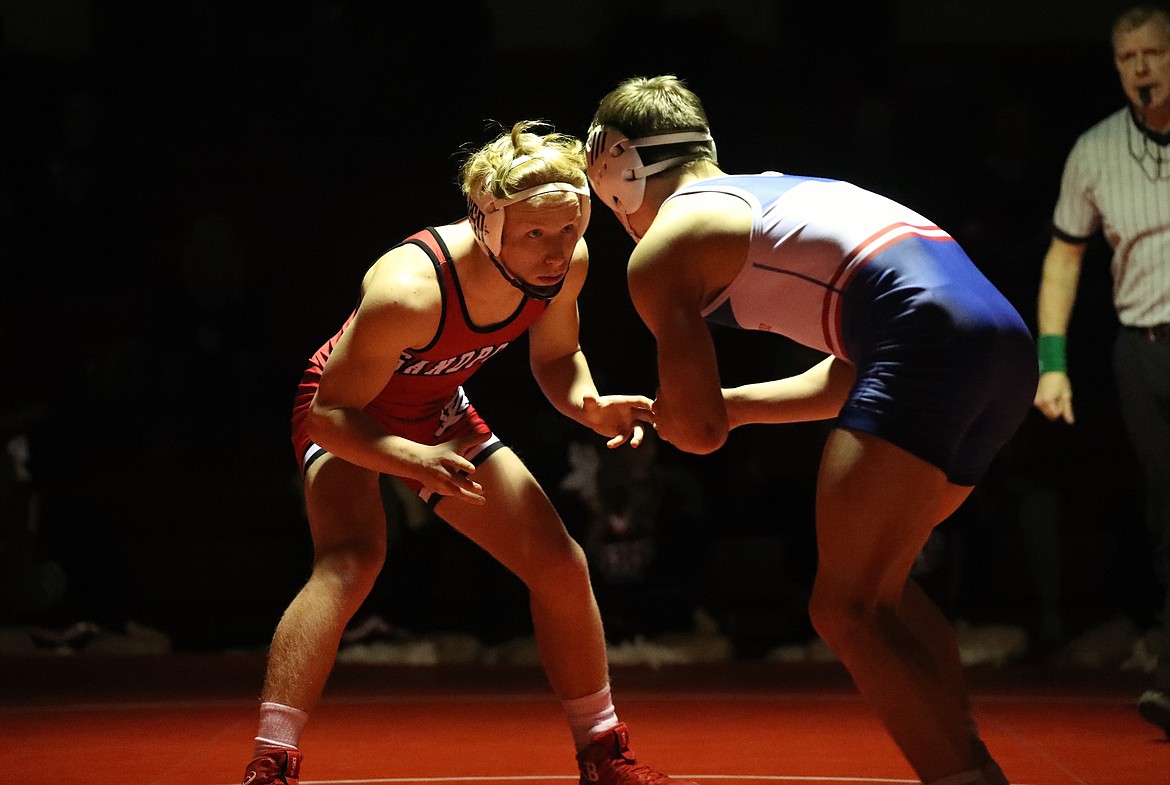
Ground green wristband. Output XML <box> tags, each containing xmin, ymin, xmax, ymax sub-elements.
<box><xmin>1037</xmin><ymin>334</ymin><xmax>1067</xmax><ymax>374</ymax></box>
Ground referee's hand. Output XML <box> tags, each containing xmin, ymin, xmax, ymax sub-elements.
<box><xmin>1034</xmin><ymin>371</ymin><xmax>1075</xmax><ymax>425</ymax></box>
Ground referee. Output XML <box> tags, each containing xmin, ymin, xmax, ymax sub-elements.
<box><xmin>1034</xmin><ymin>4</ymin><xmax>1170</xmax><ymax>738</ymax></box>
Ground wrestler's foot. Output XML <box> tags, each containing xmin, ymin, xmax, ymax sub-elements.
<box><xmin>1138</xmin><ymin>688</ymin><xmax>1170</xmax><ymax>738</ymax></box>
<box><xmin>576</xmin><ymin>723</ymin><xmax>697</xmax><ymax>785</ymax></box>
<box><xmin>242</xmin><ymin>749</ymin><xmax>302</xmax><ymax>785</ymax></box>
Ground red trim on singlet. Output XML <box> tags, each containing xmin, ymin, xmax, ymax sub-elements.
<box><xmin>820</xmin><ymin>223</ymin><xmax>953</xmax><ymax>358</ymax></box>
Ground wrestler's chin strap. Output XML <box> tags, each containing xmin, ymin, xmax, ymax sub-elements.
<box><xmin>485</xmin><ymin>248</ymin><xmax>564</xmax><ymax>301</ymax></box>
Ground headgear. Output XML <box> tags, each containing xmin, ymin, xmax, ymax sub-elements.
<box><xmin>466</xmin><ymin>157</ymin><xmax>591</xmax><ymax>300</ymax></box>
<box><xmin>586</xmin><ymin>126</ymin><xmax>716</xmax><ymax>215</ymax></box>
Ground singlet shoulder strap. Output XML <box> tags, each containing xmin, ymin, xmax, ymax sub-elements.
<box><xmin>396</xmin><ymin>227</ymin><xmax>454</xmax><ymax>354</ymax></box>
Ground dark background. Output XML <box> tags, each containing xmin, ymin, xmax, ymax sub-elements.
<box><xmin>0</xmin><ymin>0</ymin><xmax>1159</xmax><ymax>654</ymax></box>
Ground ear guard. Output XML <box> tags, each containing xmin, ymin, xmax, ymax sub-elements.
<box><xmin>468</xmin><ymin>181</ymin><xmax>591</xmax><ymax>257</ymax></box>
<box><xmin>586</xmin><ymin>125</ymin><xmax>717</xmax><ymax>214</ymax></box>
<box><xmin>466</xmin><ymin>178</ymin><xmax>591</xmax><ymax>300</ymax></box>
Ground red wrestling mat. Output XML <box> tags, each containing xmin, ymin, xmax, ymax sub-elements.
<box><xmin>0</xmin><ymin>655</ymin><xmax>1163</xmax><ymax>785</ymax></box>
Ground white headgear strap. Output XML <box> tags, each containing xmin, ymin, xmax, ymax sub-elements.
<box><xmin>468</xmin><ymin>158</ymin><xmax>591</xmax><ymax>257</ymax></box>
<box><xmin>586</xmin><ymin>126</ymin><xmax>716</xmax><ymax>215</ymax></box>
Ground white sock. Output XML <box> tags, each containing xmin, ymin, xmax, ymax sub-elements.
<box><xmin>252</xmin><ymin>701</ymin><xmax>308</xmax><ymax>756</ymax></box>
<box><xmin>563</xmin><ymin>684</ymin><xmax>619</xmax><ymax>751</ymax></box>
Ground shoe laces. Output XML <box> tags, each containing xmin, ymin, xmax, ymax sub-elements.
<box><xmin>587</xmin><ymin>741</ymin><xmax>675</xmax><ymax>785</ymax></box>
<box><xmin>610</xmin><ymin>758</ymin><xmax>679</xmax><ymax>785</ymax></box>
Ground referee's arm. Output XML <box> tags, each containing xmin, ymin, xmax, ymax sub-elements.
<box><xmin>1034</xmin><ymin>236</ymin><xmax>1086</xmax><ymax>424</ymax></box>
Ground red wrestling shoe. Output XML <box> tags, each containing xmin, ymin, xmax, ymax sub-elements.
<box><xmin>242</xmin><ymin>750</ymin><xmax>302</xmax><ymax>785</ymax></box>
<box><xmin>576</xmin><ymin>723</ymin><xmax>697</xmax><ymax>785</ymax></box>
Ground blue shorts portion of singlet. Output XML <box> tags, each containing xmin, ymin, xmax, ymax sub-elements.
<box><xmin>837</xmin><ymin>236</ymin><xmax>1038</xmax><ymax>486</ymax></box>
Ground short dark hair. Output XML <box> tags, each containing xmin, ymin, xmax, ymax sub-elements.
<box><xmin>590</xmin><ymin>75</ymin><xmax>715</xmax><ymax>167</ymax></box>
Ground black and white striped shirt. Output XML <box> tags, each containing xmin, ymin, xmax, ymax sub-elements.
<box><xmin>1053</xmin><ymin>107</ymin><xmax>1170</xmax><ymax>327</ymax></box>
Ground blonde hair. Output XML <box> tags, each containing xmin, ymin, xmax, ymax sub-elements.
<box><xmin>460</xmin><ymin>121</ymin><xmax>587</xmax><ymax>207</ymax></box>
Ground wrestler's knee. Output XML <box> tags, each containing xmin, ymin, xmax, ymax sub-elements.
<box><xmin>311</xmin><ymin>538</ymin><xmax>386</xmax><ymax>601</ymax></box>
<box><xmin>808</xmin><ymin>585</ymin><xmax>896</xmax><ymax>654</ymax></box>
<box><xmin>523</xmin><ymin>537</ymin><xmax>591</xmax><ymax>602</ymax></box>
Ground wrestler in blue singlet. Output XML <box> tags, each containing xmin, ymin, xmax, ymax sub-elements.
<box><xmin>684</xmin><ymin>173</ymin><xmax>1038</xmax><ymax>485</ymax></box>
